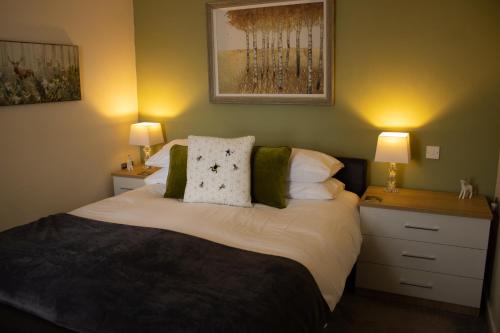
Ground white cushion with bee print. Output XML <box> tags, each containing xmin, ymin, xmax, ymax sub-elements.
<box><xmin>183</xmin><ymin>135</ymin><xmax>255</xmax><ymax>207</ymax></box>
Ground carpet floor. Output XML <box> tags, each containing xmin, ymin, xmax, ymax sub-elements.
<box><xmin>0</xmin><ymin>290</ymin><xmax>489</xmax><ymax>332</ymax></box>
<box><xmin>326</xmin><ymin>291</ymin><xmax>489</xmax><ymax>333</ymax></box>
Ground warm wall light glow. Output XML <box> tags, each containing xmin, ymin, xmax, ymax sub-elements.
<box><xmin>110</xmin><ymin>95</ymin><xmax>138</xmax><ymax>118</ymax></box>
<box><xmin>354</xmin><ymin>93</ymin><xmax>436</xmax><ymax>128</ymax></box>
<box><xmin>87</xmin><ymin>93</ymin><xmax>138</xmax><ymax>119</ymax></box>
<box><xmin>138</xmin><ymin>80</ymin><xmax>198</xmax><ymax>119</ymax></box>
<box><xmin>145</xmin><ymin>105</ymin><xmax>184</xmax><ymax>118</ymax></box>
<box><xmin>344</xmin><ymin>76</ymin><xmax>457</xmax><ymax>129</ymax></box>
<box><xmin>86</xmin><ymin>64</ymin><xmax>138</xmax><ymax>119</ymax></box>
<box><xmin>366</xmin><ymin>108</ymin><xmax>429</xmax><ymax>129</ymax></box>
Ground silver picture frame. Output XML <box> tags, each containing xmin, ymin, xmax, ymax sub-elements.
<box><xmin>207</xmin><ymin>0</ymin><xmax>334</xmax><ymax>105</ymax></box>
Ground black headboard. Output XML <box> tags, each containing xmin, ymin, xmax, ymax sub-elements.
<box><xmin>335</xmin><ymin>157</ymin><xmax>367</xmax><ymax>197</ymax></box>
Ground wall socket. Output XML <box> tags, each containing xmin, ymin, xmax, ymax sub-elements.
<box><xmin>426</xmin><ymin>146</ymin><xmax>440</xmax><ymax>159</ymax></box>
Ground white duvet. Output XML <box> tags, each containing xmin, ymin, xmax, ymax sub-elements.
<box><xmin>71</xmin><ymin>184</ymin><xmax>361</xmax><ymax>311</ymax></box>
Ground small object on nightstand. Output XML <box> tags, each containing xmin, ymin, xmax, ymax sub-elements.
<box><xmin>121</xmin><ymin>160</ymin><xmax>134</xmax><ymax>170</ymax></box>
<box><xmin>364</xmin><ymin>195</ymin><xmax>382</xmax><ymax>203</ymax></box>
<box><xmin>127</xmin><ymin>155</ymin><xmax>134</xmax><ymax>171</ymax></box>
<box><xmin>459</xmin><ymin>179</ymin><xmax>473</xmax><ymax>199</ymax></box>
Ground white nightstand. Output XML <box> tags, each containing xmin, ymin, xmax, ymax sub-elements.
<box><xmin>356</xmin><ymin>186</ymin><xmax>492</xmax><ymax>314</ymax></box>
<box><xmin>111</xmin><ymin>165</ymin><xmax>159</xmax><ymax>195</ymax></box>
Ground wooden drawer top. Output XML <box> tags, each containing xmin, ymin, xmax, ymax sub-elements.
<box><xmin>360</xmin><ymin>186</ymin><xmax>492</xmax><ymax>220</ymax></box>
<box><xmin>112</xmin><ymin>165</ymin><xmax>160</xmax><ymax>179</ymax></box>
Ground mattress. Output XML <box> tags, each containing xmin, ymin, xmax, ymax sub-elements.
<box><xmin>71</xmin><ymin>184</ymin><xmax>362</xmax><ymax>310</ymax></box>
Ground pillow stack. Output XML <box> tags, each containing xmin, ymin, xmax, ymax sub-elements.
<box><xmin>145</xmin><ymin>137</ymin><xmax>345</xmax><ymax>208</ymax></box>
<box><xmin>145</xmin><ymin>138</ymin><xmax>188</xmax><ymax>169</ymax></box>
<box><xmin>287</xmin><ymin>148</ymin><xmax>345</xmax><ymax>200</ymax></box>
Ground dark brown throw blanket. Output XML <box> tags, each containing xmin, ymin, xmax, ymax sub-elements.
<box><xmin>0</xmin><ymin>214</ymin><xmax>329</xmax><ymax>333</ymax></box>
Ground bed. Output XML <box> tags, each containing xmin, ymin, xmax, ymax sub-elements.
<box><xmin>0</xmin><ymin>157</ymin><xmax>366</xmax><ymax>333</ymax></box>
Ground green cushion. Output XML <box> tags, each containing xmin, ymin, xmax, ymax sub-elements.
<box><xmin>164</xmin><ymin>145</ymin><xmax>188</xmax><ymax>199</ymax></box>
<box><xmin>251</xmin><ymin>146</ymin><xmax>292</xmax><ymax>209</ymax></box>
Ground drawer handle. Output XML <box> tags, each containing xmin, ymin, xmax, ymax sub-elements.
<box><xmin>404</xmin><ymin>223</ymin><xmax>439</xmax><ymax>232</ymax></box>
<box><xmin>400</xmin><ymin>279</ymin><xmax>433</xmax><ymax>289</ymax></box>
<box><xmin>120</xmin><ymin>187</ymin><xmax>134</xmax><ymax>191</ymax></box>
<box><xmin>401</xmin><ymin>251</ymin><xmax>436</xmax><ymax>261</ymax></box>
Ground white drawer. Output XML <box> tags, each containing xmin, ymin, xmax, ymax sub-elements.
<box><xmin>359</xmin><ymin>235</ymin><xmax>487</xmax><ymax>278</ymax></box>
<box><xmin>113</xmin><ymin>176</ymin><xmax>145</xmax><ymax>195</ymax></box>
<box><xmin>356</xmin><ymin>262</ymin><xmax>483</xmax><ymax>307</ymax></box>
<box><xmin>360</xmin><ymin>207</ymin><xmax>490</xmax><ymax>249</ymax></box>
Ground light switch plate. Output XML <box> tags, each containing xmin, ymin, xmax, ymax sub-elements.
<box><xmin>426</xmin><ymin>146</ymin><xmax>440</xmax><ymax>159</ymax></box>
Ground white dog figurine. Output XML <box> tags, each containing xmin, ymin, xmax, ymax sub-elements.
<box><xmin>459</xmin><ymin>179</ymin><xmax>473</xmax><ymax>199</ymax></box>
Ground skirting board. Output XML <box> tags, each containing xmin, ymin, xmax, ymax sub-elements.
<box><xmin>356</xmin><ymin>288</ymin><xmax>479</xmax><ymax>316</ymax></box>
<box><xmin>488</xmin><ymin>301</ymin><xmax>498</xmax><ymax>333</ymax></box>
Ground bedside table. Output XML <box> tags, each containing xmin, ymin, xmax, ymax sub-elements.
<box><xmin>111</xmin><ymin>165</ymin><xmax>159</xmax><ymax>195</ymax></box>
<box><xmin>356</xmin><ymin>186</ymin><xmax>492</xmax><ymax>314</ymax></box>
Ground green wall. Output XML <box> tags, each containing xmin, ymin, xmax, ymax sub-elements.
<box><xmin>134</xmin><ymin>0</ymin><xmax>500</xmax><ymax>197</ymax></box>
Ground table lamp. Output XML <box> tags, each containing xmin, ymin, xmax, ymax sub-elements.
<box><xmin>129</xmin><ymin>122</ymin><xmax>164</xmax><ymax>166</ymax></box>
<box><xmin>374</xmin><ymin>132</ymin><xmax>410</xmax><ymax>192</ymax></box>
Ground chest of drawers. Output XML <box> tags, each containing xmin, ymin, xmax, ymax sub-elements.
<box><xmin>356</xmin><ymin>186</ymin><xmax>492</xmax><ymax>312</ymax></box>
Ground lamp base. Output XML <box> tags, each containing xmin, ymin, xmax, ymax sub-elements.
<box><xmin>384</xmin><ymin>162</ymin><xmax>398</xmax><ymax>193</ymax></box>
<box><xmin>143</xmin><ymin>145</ymin><xmax>152</xmax><ymax>168</ymax></box>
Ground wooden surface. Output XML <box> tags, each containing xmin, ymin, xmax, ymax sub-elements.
<box><xmin>111</xmin><ymin>165</ymin><xmax>159</xmax><ymax>179</ymax></box>
<box><xmin>360</xmin><ymin>186</ymin><xmax>492</xmax><ymax>220</ymax></box>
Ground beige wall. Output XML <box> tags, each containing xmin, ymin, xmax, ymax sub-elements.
<box><xmin>489</xmin><ymin>152</ymin><xmax>500</xmax><ymax>332</ymax></box>
<box><xmin>0</xmin><ymin>0</ymin><xmax>139</xmax><ymax>231</ymax></box>
<box><xmin>134</xmin><ymin>0</ymin><xmax>500</xmax><ymax>197</ymax></box>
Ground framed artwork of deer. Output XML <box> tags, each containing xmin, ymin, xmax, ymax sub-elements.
<box><xmin>0</xmin><ymin>40</ymin><xmax>81</xmax><ymax>106</ymax></box>
<box><xmin>207</xmin><ymin>0</ymin><xmax>333</xmax><ymax>105</ymax></box>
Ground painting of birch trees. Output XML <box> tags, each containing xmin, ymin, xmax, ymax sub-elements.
<box><xmin>0</xmin><ymin>41</ymin><xmax>81</xmax><ymax>106</ymax></box>
<box><xmin>208</xmin><ymin>0</ymin><xmax>333</xmax><ymax>105</ymax></box>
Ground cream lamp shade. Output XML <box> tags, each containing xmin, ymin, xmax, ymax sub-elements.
<box><xmin>129</xmin><ymin>122</ymin><xmax>164</xmax><ymax>147</ymax></box>
<box><xmin>374</xmin><ymin>132</ymin><xmax>410</xmax><ymax>193</ymax></box>
<box><xmin>129</xmin><ymin>122</ymin><xmax>164</xmax><ymax>166</ymax></box>
<box><xmin>374</xmin><ymin>132</ymin><xmax>411</xmax><ymax>164</ymax></box>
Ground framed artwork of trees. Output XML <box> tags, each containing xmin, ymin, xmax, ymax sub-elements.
<box><xmin>207</xmin><ymin>0</ymin><xmax>333</xmax><ymax>105</ymax></box>
<box><xmin>0</xmin><ymin>40</ymin><xmax>81</xmax><ymax>106</ymax></box>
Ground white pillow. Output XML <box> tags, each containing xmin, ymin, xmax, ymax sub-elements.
<box><xmin>183</xmin><ymin>135</ymin><xmax>255</xmax><ymax>207</ymax></box>
<box><xmin>288</xmin><ymin>178</ymin><xmax>345</xmax><ymax>200</ymax></box>
<box><xmin>144</xmin><ymin>167</ymin><xmax>168</xmax><ymax>185</ymax></box>
<box><xmin>289</xmin><ymin>148</ymin><xmax>344</xmax><ymax>183</ymax></box>
<box><xmin>145</xmin><ymin>139</ymin><xmax>188</xmax><ymax>168</ymax></box>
